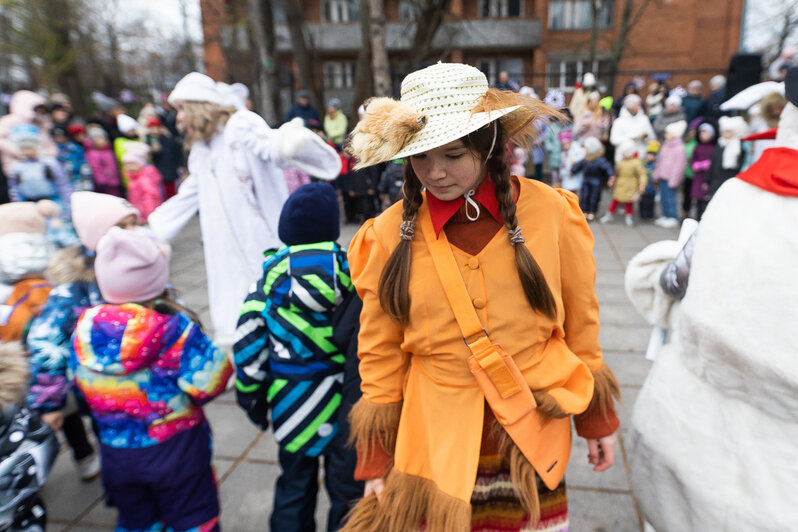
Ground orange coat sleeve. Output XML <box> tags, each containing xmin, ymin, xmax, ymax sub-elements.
<box><xmin>347</xmin><ymin>219</ymin><xmax>409</xmax><ymax>479</ymax></box>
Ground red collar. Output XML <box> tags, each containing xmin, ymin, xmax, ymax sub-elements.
<box><xmin>736</xmin><ymin>147</ymin><xmax>798</xmax><ymax>197</ymax></box>
<box><xmin>426</xmin><ymin>177</ymin><xmax>504</xmax><ymax>237</ymax></box>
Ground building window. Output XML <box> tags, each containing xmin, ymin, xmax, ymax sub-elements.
<box><xmin>476</xmin><ymin>58</ymin><xmax>523</xmax><ymax>87</ymax></box>
<box><xmin>478</xmin><ymin>0</ymin><xmax>522</xmax><ymax>17</ymax></box>
<box><xmin>399</xmin><ymin>1</ymin><xmax>419</xmax><ymax>21</ymax></box>
<box><xmin>546</xmin><ymin>58</ymin><xmax>614</xmax><ymax>92</ymax></box>
<box><xmin>321</xmin><ymin>0</ymin><xmax>359</xmax><ymax>22</ymax></box>
<box><xmin>323</xmin><ymin>61</ymin><xmax>356</xmax><ymax>88</ymax></box>
<box><xmin>548</xmin><ymin>0</ymin><xmax>613</xmax><ymax>30</ymax></box>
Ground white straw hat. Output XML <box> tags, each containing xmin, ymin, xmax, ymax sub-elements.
<box><xmin>348</xmin><ymin>63</ymin><xmax>552</xmax><ymax>168</ymax></box>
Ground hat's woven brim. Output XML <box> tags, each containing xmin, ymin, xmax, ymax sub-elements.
<box><xmin>392</xmin><ymin>105</ymin><xmax>536</xmax><ymax>160</ymax></box>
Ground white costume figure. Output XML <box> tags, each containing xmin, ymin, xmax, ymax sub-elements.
<box><xmin>609</xmin><ymin>94</ymin><xmax>655</xmax><ymax>162</ymax></box>
<box><xmin>624</xmin><ymin>70</ymin><xmax>798</xmax><ymax>531</ymax></box>
<box><xmin>148</xmin><ymin>73</ymin><xmax>341</xmax><ymax>346</ymax></box>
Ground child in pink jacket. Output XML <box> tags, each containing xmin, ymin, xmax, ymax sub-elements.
<box><xmin>653</xmin><ymin>120</ymin><xmax>687</xmax><ymax>228</ymax></box>
<box><xmin>85</xmin><ymin>127</ymin><xmax>123</xmax><ymax>197</ymax></box>
<box><xmin>121</xmin><ymin>142</ymin><xmax>163</xmax><ymax>222</ymax></box>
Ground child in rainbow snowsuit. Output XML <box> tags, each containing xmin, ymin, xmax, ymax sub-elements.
<box><xmin>71</xmin><ymin>227</ymin><xmax>232</xmax><ymax>532</ymax></box>
<box><xmin>233</xmin><ymin>183</ymin><xmax>361</xmax><ymax>531</ymax></box>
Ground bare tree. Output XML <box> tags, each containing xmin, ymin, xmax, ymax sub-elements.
<box><xmin>770</xmin><ymin>1</ymin><xmax>798</xmax><ymax>64</ymax></box>
<box><xmin>246</xmin><ymin>0</ymin><xmax>281</xmax><ymax>124</ymax></box>
<box><xmin>352</xmin><ymin>0</ymin><xmax>373</xmax><ymax>120</ymax></box>
<box><xmin>406</xmin><ymin>0</ymin><xmax>452</xmax><ymax>71</ymax></box>
<box><xmin>608</xmin><ymin>0</ymin><xmax>654</xmax><ymax>92</ymax></box>
<box><xmin>369</xmin><ymin>0</ymin><xmax>391</xmax><ymax>97</ymax></box>
<box><xmin>277</xmin><ymin>0</ymin><xmax>323</xmax><ymax>114</ymax></box>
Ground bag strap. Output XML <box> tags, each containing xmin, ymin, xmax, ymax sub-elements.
<box><xmin>419</xmin><ymin>209</ymin><xmax>521</xmax><ymax>398</ymax></box>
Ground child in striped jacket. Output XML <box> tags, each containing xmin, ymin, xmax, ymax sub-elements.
<box><xmin>234</xmin><ymin>183</ymin><xmax>361</xmax><ymax>531</ymax></box>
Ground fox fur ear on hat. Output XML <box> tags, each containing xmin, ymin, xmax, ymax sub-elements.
<box><xmin>346</xmin><ymin>97</ymin><xmax>427</xmax><ymax>169</ymax></box>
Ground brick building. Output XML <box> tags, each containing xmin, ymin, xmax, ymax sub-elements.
<box><xmin>201</xmin><ymin>0</ymin><xmax>743</xmax><ymax>116</ymax></box>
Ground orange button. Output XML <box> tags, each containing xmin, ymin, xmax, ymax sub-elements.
<box><xmin>467</xmin><ymin>257</ymin><xmax>480</xmax><ymax>270</ymax></box>
<box><xmin>473</xmin><ymin>297</ymin><xmax>486</xmax><ymax>309</ymax></box>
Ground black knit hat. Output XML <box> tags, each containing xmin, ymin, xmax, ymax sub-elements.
<box><xmin>278</xmin><ymin>183</ymin><xmax>340</xmax><ymax>246</ymax></box>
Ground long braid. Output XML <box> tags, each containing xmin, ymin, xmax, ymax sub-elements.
<box><xmin>378</xmin><ymin>164</ymin><xmax>424</xmax><ymax>324</ymax></box>
<box><xmin>489</xmin><ymin>149</ymin><xmax>558</xmax><ymax>320</ymax></box>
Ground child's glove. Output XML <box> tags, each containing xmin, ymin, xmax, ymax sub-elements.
<box><xmin>236</xmin><ymin>381</ymin><xmax>270</xmax><ymax>431</ymax></box>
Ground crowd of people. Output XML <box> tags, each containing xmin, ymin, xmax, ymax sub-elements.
<box><xmin>0</xmin><ymin>55</ymin><xmax>795</xmax><ymax>532</ymax></box>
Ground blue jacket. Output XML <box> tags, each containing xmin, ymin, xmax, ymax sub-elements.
<box><xmin>572</xmin><ymin>156</ymin><xmax>614</xmax><ymax>184</ymax></box>
<box><xmin>26</xmin><ymin>246</ymin><xmax>102</xmax><ymax>413</ymax></box>
<box><xmin>234</xmin><ymin>242</ymin><xmax>353</xmax><ymax>456</ymax></box>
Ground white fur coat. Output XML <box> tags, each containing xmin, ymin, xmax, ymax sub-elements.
<box><xmin>628</xmin><ymin>177</ymin><xmax>798</xmax><ymax>531</ymax></box>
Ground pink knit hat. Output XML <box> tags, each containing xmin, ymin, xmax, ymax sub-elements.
<box><xmin>95</xmin><ymin>227</ymin><xmax>171</xmax><ymax>304</ymax></box>
<box><xmin>71</xmin><ymin>191</ymin><xmax>140</xmax><ymax>251</ymax></box>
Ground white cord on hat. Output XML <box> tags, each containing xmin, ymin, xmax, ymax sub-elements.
<box><xmin>464</xmin><ymin>189</ymin><xmax>480</xmax><ymax>221</ymax></box>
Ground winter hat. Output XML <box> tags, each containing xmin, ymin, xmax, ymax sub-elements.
<box><xmin>583</xmin><ymin>73</ymin><xmax>597</xmax><ymax>87</ymax></box>
<box><xmin>687</xmin><ymin>80</ymin><xmax>703</xmax><ymax>91</ymax></box>
<box><xmin>94</xmin><ymin>94</ymin><xmax>120</xmax><ymax>113</ymax></box>
<box><xmin>87</xmin><ymin>126</ymin><xmax>108</xmax><ymax>140</ymax></box>
<box><xmin>10</xmin><ymin>124</ymin><xmax>40</xmax><ymax>148</ymax></box>
<box><xmin>51</xmin><ymin>125</ymin><xmax>67</xmax><ymax>138</ymax></box>
<box><xmin>67</xmin><ymin>124</ymin><xmax>86</xmax><ymax>137</ymax></box>
<box><xmin>117</xmin><ymin>114</ymin><xmax>138</xmax><ymax>135</ymax></box>
<box><xmin>71</xmin><ymin>191</ymin><xmax>141</xmax><ymax>251</ymax></box>
<box><xmin>557</xmin><ymin>130</ymin><xmax>573</xmax><ymax>144</ymax></box>
<box><xmin>646</xmin><ymin>140</ymin><xmax>661</xmax><ymax>154</ymax></box>
<box><xmin>328</xmin><ymin>97</ymin><xmax>342</xmax><ymax>110</ymax></box>
<box><xmin>544</xmin><ymin>90</ymin><xmax>565</xmax><ymax>109</ymax></box>
<box><xmin>146</xmin><ymin>117</ymin><xmax>162</xmax><ymax>128</ymax></box>
<box><xmin>216</xmin><ymin>82</ymin><xmax>249</xmax><ymax>110</ymax></box>
<box><xmin>669</xmin><ymin>86</ymin><xmax>688</xmax><ymax>99</ymax></box>
<box><xmin>623</xmin><ymin>94</ymin><xmax>643</xmax><ymax>109</ymax></box>
<box><xmin>168</xmin><ymin>72</ymin><xmax>223</xmax><ymax>106</ymax></box>
<box><xmin>583</xmin><ymin>136</ymin><xmax>604</xmax><ymax>155</ymax></box>
<box><xmin>665</xmin><ymin>120</ymin><xmax>687</xmax><ymax>139</ymax></box>
<box><xmin>49</xmin><ymin>102</ymin><xmax>65</xmax><ymax>113</ymax></box>
<box><xmin>296</xmin><ymin>90</ymin><xmax>310</xmax><ymax>100</ymax></box>
<box><xmin>619</xmin><ymin>139</ymin><xmax>638</xmax><ymax>158</ymax></box>
<box><xmin>121</xmin><ymin>141</ymin><xmax>150</xmax><ymax>166</ymax></box>
<box><xmin>519</xmin><ymin>86</ymin><xmax>538</xmax><ymax>99</ymax></box>
<box><xmin>698</xmin><ymin>123</ymin><xmax>716</xmax><ymax>138</ymax></box>
<box><xmin>278</xmin><ymin>183</ymin><xmax>340</xmax><ymax>246</ymax></box>
<box><xmin>718</xmin><ymin>115</ymin><xmax>749</xmax><ymax>138</ymax></box>
<box><xmin>665</xmin><ymin>94</ymin><xmax>683</xmax><ymax>108</ymax></box>
<box><xmin>709</xmin><ymin>75</ymin><xmax>726</xmax><ymax>89</ymax></box>
<box><xmin>0</xmin><ymin>200</ymin><xmax>59</xmax><ymax>236</ymax></box>
<box><xmin>95</xmin><ymin>227</ymin><xmax>170</xmax><ymax>304</ymax></box>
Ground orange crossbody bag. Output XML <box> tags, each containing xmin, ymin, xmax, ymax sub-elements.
<box><xmin>419</xmin><ymin>213</ymin><xmax>571</xmax><ymax>490</ymax></box>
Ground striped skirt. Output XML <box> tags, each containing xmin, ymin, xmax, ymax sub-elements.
<box><xmin>470</xmin><ymin>453</ymin><xmax>569</xmax><ymax>532</ymax></box>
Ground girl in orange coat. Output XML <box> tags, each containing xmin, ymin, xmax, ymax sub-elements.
<box><xmin>343</xmin><ymin>63</ymin><xmax>621</xmax><ymax>532</ymax></box>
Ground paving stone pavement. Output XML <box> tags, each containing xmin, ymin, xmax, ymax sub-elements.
<box><xmin>44</xmin><ymin>207</ymin><xmax>679</xmax><ymax>531</ymax></box>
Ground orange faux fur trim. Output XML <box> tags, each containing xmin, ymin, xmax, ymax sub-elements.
<box><xmin>472</xmin><ymin>89</ymin><xmax>567</xmax><ymax>150</ymax></box>
<box><xmin>490</xmin><ymin>419</ymin><xmax>542</xmax><ymax>526</ymax></box>
<box><xmin>341</xmin><ymin>468</ymin><xmax>472</xmax><ymax>532</ymax></box>
<box><xmin>347</xmin><ymin>399</ymin><xmax>402</xmax><ymax>463</ymax></box>
<box><xmin>346</xmin><ymin>98</ymin><xmax>427</xmax><ymax>169</ymax></box>
<box><xmin>592</xmin><ymin>363</ymin><xmax>622</xmax><ymax>420</ymax></box>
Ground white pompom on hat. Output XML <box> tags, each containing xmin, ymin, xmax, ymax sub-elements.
<box><xmin>216</xmin><ymin>82</ymin><xmax>249</xmax><ymax>110</ymax></box>
<box><xmin>168</xmin><ymin>72</ymin><xmax>223</xmax><ymax>106</ymax></box>
<box><xmin>121</xmin><ymin>141</ymin><xmax>150</xmax><ymax>166</ymax></box>
<box><xmin>619</xmin><ymin>139</ymin><xmax>638</xmax><ymax>158</ymax></box>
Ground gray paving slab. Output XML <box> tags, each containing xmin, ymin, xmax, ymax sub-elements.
<box><xmin>602</xmin><ymin>352</ymin><xmax>654</xmax><ymax>388</ymax></box>
<box><xmin>40</xmin><ymin>446</ymin><xmax>104</xmax><ymax>523</ymax></box>
<box><xmin>599</xmin><ymin>302</ymin><xmax>649</xmax><ymax>327</ymax></box>
<box><xmin>204</xmin><ymin>401</ymin><xmax>262</xmax><ymax>459</ymax></box>
<box><xmin>598</xmin><ymin>325</ymin><xmax>651</xmax><ymax>353</ymax></box>
<box><xmin>568</xmin><ymin>489</ymin><xmax>642</xmax><ymax>532</ymax></box>
<box><xmin>566</xmin><ymin>436</ymin><xmax>630</xmax><ymax>491</ymax></box>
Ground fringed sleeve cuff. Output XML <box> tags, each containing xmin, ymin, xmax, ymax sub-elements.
<box><xmin>348</xmin><ymin>399</ymin><xmax>402</xmax><ymax>481</ymax></box>
<box><xmin>573</xmin><ymin>364</ymin><xmax>622</xmax><ymax>439</ymax></box>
